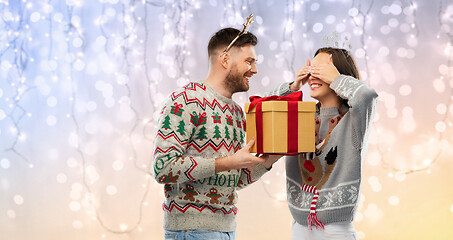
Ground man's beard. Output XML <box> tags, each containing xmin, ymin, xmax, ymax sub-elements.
<box><xmin>225</xmin><ymin>65</ymin><xmax>250</xmax><ymax>94</ymax></box>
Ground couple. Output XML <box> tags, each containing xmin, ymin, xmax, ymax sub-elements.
<box><xmin>152</xmin><ymin>27</ymin><xmax>378</xmax><ymax>240</ymax></box>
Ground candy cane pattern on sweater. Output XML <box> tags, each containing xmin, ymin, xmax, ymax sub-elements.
<box><xmin>301</xmin><ymin>184</ymin><xmax>325</xmax><ymax>230</ymax></box>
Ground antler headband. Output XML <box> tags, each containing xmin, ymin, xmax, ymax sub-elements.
<box><xmin>223</xmin><ymin>13</ymin><xmax>255</xmax><ymax>53</ymax></box>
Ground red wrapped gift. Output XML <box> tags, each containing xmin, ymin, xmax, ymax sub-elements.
<box><xmin>245</xmin><ymin>91</ymin><xmax>316</xmax><ymax>154</ymax></box>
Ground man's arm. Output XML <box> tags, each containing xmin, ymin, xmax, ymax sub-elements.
<box><xmin>153</xmin><ymin>96</ymin><xmax>268</xmax><ymax>185</ymax></box>
<box><xmin>215</xmin><ymin>138</ymin><xmax>274</xmax><ymax>173</ymax></box>
<box><xmin>152</xmin><ymin>95</ymin><xmax>217</xmax><ymax>184</ymax></box>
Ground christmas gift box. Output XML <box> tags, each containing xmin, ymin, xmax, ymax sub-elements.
<box><xmin>244</xmin><ymin>91</ymin><xmax>316</xmax><ymax>154</ymax></box>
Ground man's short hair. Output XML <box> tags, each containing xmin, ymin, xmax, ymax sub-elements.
<box><xmin>208</xmin><ymin>27</ymin><xmax>258</xmax><ymax>57</ymax></box>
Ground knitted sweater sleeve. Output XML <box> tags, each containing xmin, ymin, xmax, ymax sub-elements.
<box><xmin>236</xmin><ymin>164</ymin><xmax>269</xmax><ymax>190</ymax></box>
<box><xmin>152</xmin><ymin>94</ymin><xmax>215</xmax><ymax>185</ymax></box>
<box><xmin>264</xmin><ymin>81</ymin><xmax>297</xmax><ymax>97</ymax></box>
<box><xmin>330</xmin><ymin>75</ymin><xmax>379</xmax><ymax>150</ymax></box>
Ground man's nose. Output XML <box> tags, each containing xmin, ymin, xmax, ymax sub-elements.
<box><xmin>250</xmin><ymin>63</ymin><xmax>258</xmax><ymax>74</ymax></box>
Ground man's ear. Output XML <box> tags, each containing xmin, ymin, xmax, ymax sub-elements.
<box><xmin>220</xmin><ymin>52</ymin><xmax>230</xmax><ymax>69</ymax></box>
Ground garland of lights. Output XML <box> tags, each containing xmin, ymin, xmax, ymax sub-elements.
<box><xmin>283</xmin><ymin>0</ymin><xmax>296</xmax><ymax>74</ymax></box>
<box><xmin>378</xmin><ymin>0</ymin><xmax>449</xmax><ymax>176</ymax></box>
<box><xmin>1</xmin><ymin>0</ymin><xmax>453</xmax><ymax>238</ymax></box>
<box><xmin>2</xmin><ymin>0</ymin><xmax>32</xmax><ymax>166</ymax></box>
<box><xmin>350</xmin><ymin>0</ymin><xmax>373</xmax><ymax>82</ymax></box>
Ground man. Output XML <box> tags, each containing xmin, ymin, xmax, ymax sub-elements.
<box><xmin>152</xmin><ymin>27</ymin><xmax>292</xmax><ymax>239</ymax></box>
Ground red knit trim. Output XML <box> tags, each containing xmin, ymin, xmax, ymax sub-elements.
<box><xmin>154</xmin><ymin>146</ymin><xmax>179</xmax><ymax>155</ymax></box>
<box><xmin>185</xmin><ymin>157</ymin><xmax>198</xmax><ymax>182</ymax></box>
<box><xmin>183</xmin><ymin>82</ymin><xmax>207</xmax><ymax>91</ymax></box>
<box><xmin>157</xmin><ymin>132</ymin><xmax>188</xmax><ymax>145</ymax></box>
<box><xmin>242</xmin><ymin>168</ymin><xmax>258</xmax><ymax>184</ymax></box>
<box><xmin>187</xmin><ymin>140</ymin><xmax>241</xmax><ymax>153</ymax></box>
<box><xmin>163</xmin><ymin>201</ymin><xmax>238</xmax><ymax>215</ymax></box>
<box><xmin>172</xmin><ymin>90</ymin><xmax>242</xmax><ymax>115</ymax></box>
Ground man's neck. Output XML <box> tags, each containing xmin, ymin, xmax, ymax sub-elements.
<box><xmin>204</xmin><ymin>74</ymin><xmax>233</xmax><ymax>99</ymax></box>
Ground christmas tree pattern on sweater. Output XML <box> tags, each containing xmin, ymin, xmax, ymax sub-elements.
<box><xmin>153</xmin><ymin>82</ymin><xmax>268</xmax><ymax>229</ymax></box>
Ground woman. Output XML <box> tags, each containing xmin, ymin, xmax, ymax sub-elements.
<box><xmin>270</xmin><ymin>47</ymin><xmax>378</xmax><ymax>239</ymax></box>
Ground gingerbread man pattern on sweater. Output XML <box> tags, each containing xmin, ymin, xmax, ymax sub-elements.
<box><xmin>153</xmin><ymin>81</ymin><xmax>290</xmax><ymax>232</ymax></box>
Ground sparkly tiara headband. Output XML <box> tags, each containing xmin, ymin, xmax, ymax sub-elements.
<box><xmin>223</xmin><ymin>13</ymin><xmax>255</xmax><ymax>53</ymax></box>
<box><xmin>322</xmin><ymin>31</ymin><xmax>352</xmax><ymax>56</ymax></box>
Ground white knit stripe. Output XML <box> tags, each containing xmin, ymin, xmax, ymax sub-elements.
<box><xmin>351</xmin><ymin>84</ymin><xmax>365</xmax><ymax>100</ymax></box>
<box><xmin>287</xmin><ymin>176</ymin><xmax>360</xmax><ymax>192</ymax></box>
<box><xmin>288</xmin><ymin>201</ymin><xmax>357</xmax><ymax>212</ymax></box>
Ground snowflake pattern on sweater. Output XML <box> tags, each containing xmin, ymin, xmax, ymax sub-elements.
<box><xmin>268</xmin><ymin>75</ymin><xmax>378</xmax><ymax>227</ymax></box>
<box><xmin>286</xmin><ymin>178</ymin><xmax>360</xmax><ymax>210</ymax></box>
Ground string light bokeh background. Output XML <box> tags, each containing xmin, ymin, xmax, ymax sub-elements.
<box><xmin>1</xmin><ymin>0</ymin><xmax>453</xmax><ymax>239</ymax></box>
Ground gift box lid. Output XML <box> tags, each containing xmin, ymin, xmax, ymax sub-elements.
<box><xmin>245</xmin><ymin>101</ymin><xmax>316</xmax><ymax>113</ymax></box>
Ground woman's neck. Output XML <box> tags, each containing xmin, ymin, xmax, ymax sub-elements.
<box><xmin>319</xmin><ymin>95</ymin><xmax>342</xmax><ymax>109</ymax></box>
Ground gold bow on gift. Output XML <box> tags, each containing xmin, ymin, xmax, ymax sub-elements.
<box><xmin>223</xmin><ymin>13</ymin><xmax>255</xmax><ymax>53</ymax></box>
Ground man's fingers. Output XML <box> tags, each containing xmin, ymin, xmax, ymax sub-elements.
<box><xmin>253</xmin><ymin>155</ymin><xmax>266</xmax><ymax>163</ymax></box>
<box><xmin>244</xmin><ymin>137</ymin><xmax>255</xmax><ymax>150</ymax></box>
<box><xmin>306</xmin><ymin>58</ymin><xmax>311</xmax><ymax>66</ymax></box>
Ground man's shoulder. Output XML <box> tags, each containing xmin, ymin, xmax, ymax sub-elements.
<box><xmin>168</xmin><ymin>81</ymin><xmax>207</xmax><ymax>99</ymax></box>
<box><xmin>173</xmin><ymin>81</ymin><xmax>206</xmax><ymax>94</ymax></box>
<box><xmin>183</xmin><ymin>81</ymin><xmax>207</xmax><ymax>92</ymax></box>
<box><xmin>164</xmin><ymin>81</ymin><xmax>209</xmax><ymax>108</ymax></box>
